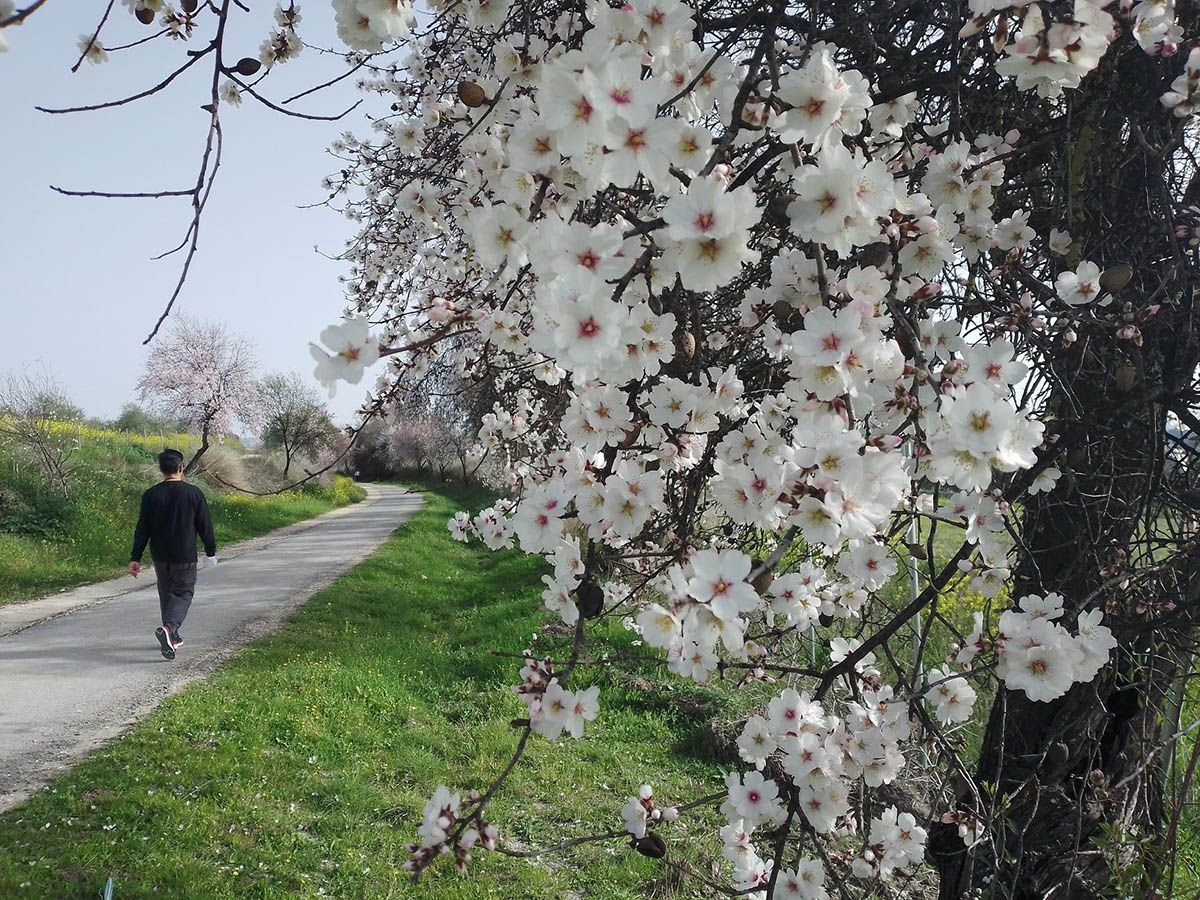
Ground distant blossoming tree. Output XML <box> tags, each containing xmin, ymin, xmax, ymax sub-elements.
<box><xmin>13</xmin><ymin>0</ymin><xmax>1200</xmax><ymax>896</ymax></box>
<box><xmin>137</xmin><ymin>316</ymin><xmax>261</xmax><ymax>473</ymax></box>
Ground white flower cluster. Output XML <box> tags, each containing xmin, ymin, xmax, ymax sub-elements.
<box><xmin>307</xmin><ymin>0</ymin><xmax>1167</xmax><ymax>881</ymax></box>
<box><xmin>721</xmin><ymin>812</ymin><xmax>830</xmax><ymax>898</ymax></box>
<box><xmin>993</xmin><ymin>1</ymin><xmax>1115</xmax><ymax>98</ymax></box>
<box><xmin>515</xmin><ymin>655</ymin><xmax>599</xmax><ymax>740</ymax></box>
<box><xmin>959</xmin><ymin>592</ymin><xmax>1118</xmax><ymax>701</ymax></box>
<box><xmin>259</xmin><ymin>3</ymin><xmax>302</xmax><ymax>68</ymax></box>
<box><xmin>924</xmin><ymin>666</ymin><xmax>978</xmax><ymax>725</ymax></box>
<box><xmin>405</xmin><ymin>785</ymin><xmax>497</xmax><ymax>875</ymax></box>
<box><xmin>333</xmin><ymin>0</ymin><xmax>414</xmax><ymax>52</ymax></box>
<box><xmin>620</xmin><ymin>784</ymin><xmax>678</xmax><ymax>840</ymax></box>
<box><xmin>960</xmin><ymin>0</ymin><xmax>1189</xmax><ymax>108</ymax></box>
<box><xmin>732</xmin><ymin>685</ymin><xmax>914</xmax><ymax>831</ymax></box>
<box><xmin>854</xmin><ymin>806</ymin><xmax>929</xmax><ymax>880</ymax></box>
<box><xmin>1162</xmin><ymin>47</ymin><xmax>1200</xmax><ymax>117</ymax></box>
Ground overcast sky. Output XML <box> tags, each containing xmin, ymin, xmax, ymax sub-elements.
<box><xmin>0</xmin><ymin>3</ymin><xmax>380</xmax><ymax>425</ymax></box>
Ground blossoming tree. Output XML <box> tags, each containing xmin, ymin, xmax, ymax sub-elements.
<box><xmin>11</xmin><ymin>0</ymin><xmax>1200</xmax><ymax>895</ymax></box>
<box><xmin>137</xmin><ymin>316</ymin><xmax>261</xmax><ymax>472</ymax></box>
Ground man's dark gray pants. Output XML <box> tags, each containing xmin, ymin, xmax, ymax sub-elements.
<box><xmin>153</xmin><ymin>561</ymin><xmax>197</xmax><ymax>634</ymax></box>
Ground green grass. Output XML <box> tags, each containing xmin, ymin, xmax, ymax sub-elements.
<box><xmin>0</xmin><ymin>432</ymin><xmax>366</xmax><ymax>604</ymax></box>
<box><xmin>0</xmin><ymin>484</ymin><xmax>737</xmax><ymax>898</ymax></box>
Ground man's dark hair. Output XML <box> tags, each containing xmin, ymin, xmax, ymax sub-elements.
<box><xmin>158</xmin><ymin>448</ymin><xmax>185</xmax><ymax>475</ymax></box>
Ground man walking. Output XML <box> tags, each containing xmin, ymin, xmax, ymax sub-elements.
<box><xmin>128</xmin><ymin>449</ymin><xmax>218</xmax><ymax>660</ymax></box>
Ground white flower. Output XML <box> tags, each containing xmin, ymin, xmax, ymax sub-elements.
<box><xmin>662</xmin><ymin>174</ymin><xmax>759</xmax><ymax>242</ymax></box>
<box><xmin>725</xmin><ymin>770</ymin><xmax>786</xmax><ymax>827</ymax></box>
<box><xmin>994</xmin><ymin>209</ymin><xmax>1034</xmax><ymax>252</ymax></box>
<box><xmin>835</xmin><ymin>540</ymin><xmax>898</xmax><ymax>591</ymax></box>
<box><xmin>797</xmin><ymin>774</ymin><xmax>849</xmax><ymax>833</ymax></box>
<box><xmin>334</xmin><ymin>0</ymin><xmax>414</xmax><ymax>52</ymax></box>
<box><xmin>789</xmin><ymin>142</ymin><xmax>896</xmax><ymax>255</ymax></box>
<box><xmin>77</xmin><ymin>34</ymin><xmax>108</xmax><ymax>65</ymax></box>
<box><xmin>736</xmin><ymin>715</ymin><xmax>777</xmax><ymax>769</ymax></box>
<box><xmin>925</xmin><ymin>666</ymin><xmax>977</xmax><ymax>725</ymax></box>
<box><xmin>773</xmin><ymin>48</ymin><xmax>870</xmax><ymax>146</ymax></box>
<box><xmin>687</xmin><ymin>548</ymin><xmax>761</xmax><ymax>622</ymax></box>
<box><xmin>309</xmin><ymin>318</ymin><xmax>380</xmax><ymax>396</ymax></box>
<box><xmin>465</xmin><ymin>203</ymin><xmax>531</xmax><ymax>270</ymax></box>
<box><xmin>1049</xmin><ymin>228</ymin><xmax>1073</xmax><ymax>256</ymax></box>
<box><xmin>637</xmin><ymin>603</ymin><xmax>681</xmax><ymax>649</ymax></box>
<box><xmin>562</xmin><ymin>684</ymin><xmax>600</xmax><ymax>738</ymax></box>
<box><xmin>621</xmin><ymin>794</ymin><xmax>648</xmax><ymax>838</ymax></box>
<box><xmin>220</xmin><ymin>80</ymin><xmax>242</xmax><ymax>107</ymax></box>
<box><xmin>1073</xmin><ymin>608</ymin><xmax>1117</xmax><ymax>682</ymax></box>
<box><xmin>777</xmin><ymin>857</ymin><xmax>830</xmax><ymax>900</ymax></box>
<box><xmin>537</xmin><ymin>273</ymin><xmax>627</xmax><ymax>379</ymax></box>
<box><xmin>580</xmin><ymin>44</ymin><xmax>664</xmax><ymax>127</ymax></box>
<box><xmin>1028</xmin><ymin>466</ymin><xmax>1061</xmax><ymax>494</ymax></box>
<box><xmin>448</xmin><ymin>511</ymin><xmax>472</xmax><ymax>542</ymax></box>
<box><xmin>868</xmin><ymin>806</ymin><xmax>928</xmax><ymax>877</ymax></box>
<box><xmin>1055</xmin><ymin>260</ymin><xmax>1104</xmax><ymax>306</ymax></box>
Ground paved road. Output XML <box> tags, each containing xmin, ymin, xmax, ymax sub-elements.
<box><xmin>0</xmin><ymin>484</ymin><xmax>422</xmax><ymax>813</ymax></box>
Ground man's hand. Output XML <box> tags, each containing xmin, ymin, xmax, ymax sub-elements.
<box><xmin>128</xmin><ymin>561</ymin><xmax>141</xmax><ymax>578</ymax></box>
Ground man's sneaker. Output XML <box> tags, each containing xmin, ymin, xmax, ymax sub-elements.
<box><xmin>155</xmin><ymin>626</ymin><xmax>176</xmax><ymax>660</ymax></box>
<box><xmin>171</xmin><ymin>633</ymin><xmax>183</xmax><ymax>648</ymax></box>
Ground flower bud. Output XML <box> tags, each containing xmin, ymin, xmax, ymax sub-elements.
<box><xmin>135</xmin><ymin>5</ymin><xmax>156</xmax><ymax>24</ymax></box>
<box><xmin>1116</xmin><ymin>324</ymin><xmax>1143</xmax><ymax>346</ymax></box>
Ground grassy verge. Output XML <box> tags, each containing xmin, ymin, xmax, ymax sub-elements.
<box><xmin>0</xmin><ymin>484</ymin><xmax>736</xmax><ymax>898</ymax></box>
<box><xmin>0</xmin><ymin>430</ymin><xmax>365</xmax><ymax>603</ymax></box>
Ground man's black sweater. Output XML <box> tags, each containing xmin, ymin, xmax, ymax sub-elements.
<box><xmin>130</xmin><ymin>479</ymin><xmax>217</xmax><ymax>564</ymax></box>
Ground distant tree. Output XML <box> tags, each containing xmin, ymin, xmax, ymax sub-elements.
<box><xmin>344</xmin><ymin>418</ymin><xmax>392</xmax><ymax>482</ymax></box>
<box><xmin>136</xmin><ymin>317</ymin><xmax>260</xmax><ymax>474</ymax></box>
<box><xmin>258</xmin><ymin>372</ymin><xmax>338</xmax><ymax>478</ymax></box>
<box><xmin>0</xmin><ymin>368</ymin><xmax>82</xmax><ymax>494</ymax></box>
<box><xmin>111</xmin><ymin>402</ymin><xmax>187</xmax><ymax>436</ymax></box>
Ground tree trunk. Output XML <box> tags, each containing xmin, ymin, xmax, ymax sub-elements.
<box><xmin>931</xmin><ymin>36</ymin><xmax>1200</xmax><ymax>898</ymax></box>
<box><xmin>184</xmin><ymin>422</ymin><xmax>211</xmax><ymax>475</ymax></box>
